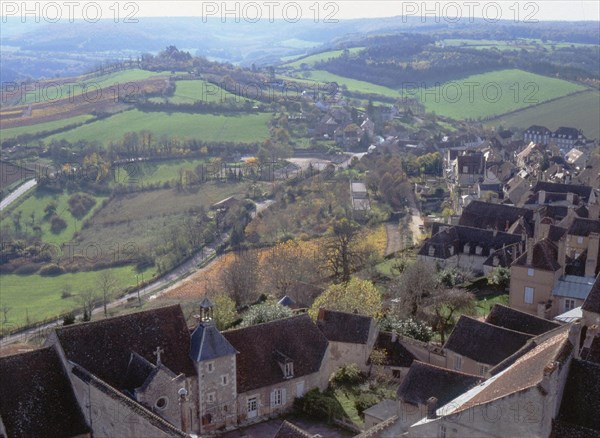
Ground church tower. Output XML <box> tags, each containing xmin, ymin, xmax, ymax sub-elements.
<box><xmin>189</xmin><ymin>297</ymin><xmax>238</xmax><ymax>434</ymax></box>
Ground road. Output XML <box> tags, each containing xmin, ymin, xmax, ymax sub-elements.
<box><xmin>0</xmin><ymin>179</ymin><xmax>36</xmax><ymax>211</ymax></box>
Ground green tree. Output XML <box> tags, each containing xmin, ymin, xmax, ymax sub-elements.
<box><xmin>211</xmin><ymin>294</ymin><xmax>238</xmax><ymax>330</ymax></box>
<box><xmin>309</xmin><ymin>278</ymin><xmax>381</xmax><ymax>319</ymax></box>
<box><xmin>240</xmin><ymin>301</ymin><xmax>293</xmax><ymax>327</ymax></box>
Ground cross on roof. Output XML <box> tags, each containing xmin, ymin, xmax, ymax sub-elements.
<box><xmin>153</xmin><ymin>346</ymin><xmax>164</xmax><ymax>365</ymax></box>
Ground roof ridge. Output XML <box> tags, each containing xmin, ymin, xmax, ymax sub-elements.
<box><xmin>223</xmin><ymin>313</ymin><xmax>311</xmax><ymax>333</ymax></box>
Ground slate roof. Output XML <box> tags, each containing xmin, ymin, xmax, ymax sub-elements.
<box><xmin>482</xmin><ymin>243</ymin><xmax>521</xmax><ymax>268</ymax></box>
<box><xmin>122</xmin><ymin>352</ymin><xmax>156</xmax><ymax>392</ymax></box>
<box><xmin>397</xmin><ymin>361</ymin><xmax>482</xmax><ymax>406</ymax></box>
<box><xmin>223</xmin><ymin>315</ymin><xmax>328</xmax><ymax>393</ymax></box>
<box><xmin>444</xmin><ymin>316</ymin><xmax>533</xmax><ymax>366</ymax></box>
<box><xmin>513</xmin><ymin>238</ymin><xmax>561</xmax><ymax>271</ymax></box>
<box><xmin>459</xmin><ymin>201</ymin><xmax>533</xmax><ymax>233</ymax></box>
<box><xmin>457</xmin><ymin>153</ymin><xmax>484</xmax><ymax>174</ymax></box>
<box><xmin>316</xmin><ymin>309</ymin><xmax>373</xmax><ymax>344</ymax></box>
<box><xmin>552</xmin><ymin>275</ymin><xmax>596</xmax><ymax>300</ymax></box>
<box><xmin>190</xmin><ymin>321</ymin><xmax>238</xmax><ymax>362</ymax></box>
<box><xmin>0</xmin><ymin>347</ymin><xmax>90</xmax><ymax>438</ymax></box>
<box><xmin>580</xmin><ymin>335</ymin><xmax>600</xmax><ymax>365</ymax></box>
<box><xmin>548</xmin><ymin>225</ymin><xmax>567</xmax><ymax>242</ymax></box>
<box><xmin>485</xmin><ymin>304</ymin><xmax>560</xmax><ymax>336</ymax></box>
<box><xmin>370</xmin><ymin>332</ymin><xmax>416</xmax><ymax>367</ymax></box>
<box><xmin>556</xmin><ymin>359</ymin><xmax>600</xmax><ymax>434</ymax></box>
<box><xmin>419</xmin><ymin>225</ymin><xmax>522</xmax><ymax>260</ymax></box>
<box><xmin>278</xmin><ymin>295</ymin><xmax>297</xmax><ymax>308</ymax></box>
<box><xmin>54</xmin><ymin>305</ymin><xmax>196</xmax><ymax>389</ymax></box>
<box><xmin>273</xmin><ymin>420</ymin><xmax>315</xmax><ymax>438</ymax></box>
<box><xmin>583</xmin><ymin>275</ymin><xmax>600</xmax><ymax>314</ymax></box>
<box><xmin>568</xmin><ymin>218</ymin><xmax>600</xmax><ymax>236</ymax></box>
<box><xmin>533</xmin><ymin>181</ymin><xmax>593</xmax><ymax>202</ymax></box>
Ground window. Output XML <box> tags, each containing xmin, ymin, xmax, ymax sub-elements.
<box><xmin>221</xmin><ymin>375</ymin><xmax>228</xmax><ymax>386</ymax></box>
<box><xmin>271</xmin><ymin>388</ymin><xmax>286</xmax><ymax>407</ymax></box>
<box><xmin>247</xmin><ymin>397</ymin><xmax>258</xmax><ymax>418</ymax></box>
<box><xmin>207</xmin><ymin>392</ymin><xmax>215</xmax><ymax>403</ymax></box>
<box><xmin>524</xmin><ymin>287</ymin><xmax>534</xmax><ymax>304</ymax></box>
<box><xmin>206</xmin><ymin>362</ymin><xmax>214</xmax><ymax>373</ymax></box>
<box><xmin>439</xmin><ymin>424</ymin><xmax>447</xmax><ymax>438</ymax></box>
<box><xmin>479</xmin><ymin>365</ymin><xmax>488</xmax><ymax>376</ymax></box>
<box><xmin>454</xmin><ymin>355</ymin><xmax>462</xmax><ymax>371</ymax></box>
<box><xmin>284</xmin><ymin>362</ymin><xmax>294</xmax><ymax>379</ymax></box>
<box><xmin>528</xmin><ymin>268</ymin><xmax>534</xmax><ymax>277</ymax></box>
<box><xmin>155</xmin><ymin>397</ymin><xmax>168</xmax><ymax>410</ymax></box>
<box><xmin>577</xmin><ymin>236</ymin><xmax>584</xmax><ymax>244</ymax></box>
<box><xmin>565</xmin><ymin>299</ymin><xmax>576</xmax><ymax>311</ymax></box>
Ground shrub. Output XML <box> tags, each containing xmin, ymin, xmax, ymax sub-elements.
<box><xmin>63</xmin><ymin>312</ymin><xmax>76</xmax><ymax>326</ymax></box>
<box><xmin>50</xmin><ymin>215</ymin><xmax>67</xmax><ymax>234</ymax></box>
<box><xmin>355</xmin><ymin>393</ymin><xmax>381</xmax><ymax>415</ymax></box>
<box><xmin>293</xmin><ymin>388</ymin><xmax>345</xmax><ymax>421</ymax></box>
<box><xmin>68</xmin><ymin>193</ymin><xmax>97</xmax><ymax>219</ymax></box>
<box><xmin>239</xmin><ymin>301</ymin><xmax>293</xmax><ymax>327</ymax></box>
<box><xmin>14</xmin><ymin>263</ymin><xmax>41</xmax><ymax>275</ymax></box>
<box><xmin>379</xmin><ymin>316</ymin><xmax>433</xmax><ymax>342</ymax></box>
<box><xmin>330</xmin><ymin>364</ymin><xmax>365</xmax><ymax>387</ymax></box>
<box><xmin>39</xmin><ymin>263</ymin><xmax>65</xmax><ymax>276</ymax></box>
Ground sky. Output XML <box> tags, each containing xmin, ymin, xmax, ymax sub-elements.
<box><xmin>2</xmin><ymin>1</ymin><xmax>599</xmax><ymax>21</ymax></box>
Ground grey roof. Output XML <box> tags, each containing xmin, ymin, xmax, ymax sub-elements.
<box><xmin>199</xmin><ymin>297</ymin><xmax>214</xmax><ymax>309</ymax></box>
<box><xmin>554</xmin><ymin>307</ymin><xmax>583</xmax><ymax>323</ymax></box>
<box><xmin>363</xmin><ymin>399</ymin><xmax>397</xmax><ymax>421</ymax></box>
<box><xmin>189</xmin><ymin>322</ymin><xmax>238</xmax><ymax>362</ymax></box>
<box><xmin>552</xmin><ymin>275</ymin><xmax>595</xmax><ymax>300</ymax></box>
<box><xmin>583</xmin><ymin>274</ymin><xmax>600</xmax><ymax>314</ymax></box>
<box><xmin>278</xmin><ymin>295</ymin><xmax>296</xmax><ymax>307</ymax></box>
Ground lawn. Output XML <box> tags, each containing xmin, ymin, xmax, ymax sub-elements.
<box><xmin>151</xmin><ymin>80</ymin><xmax>260</xmax><ymax>105</ymax></box>
<box><xmin>110</xmin><ymin>158</ymin><xmax>209</xmax><ymax>187</ymax></box>
<box><xmin>414</xmin><ymin>69</ymin><xmax>586</xmax><ymax>120</ymax></box>
<box><xmin>303</xmin><ymin>70</ymin><xmax>400</xmax><ymax>98</ymax></box>
<box><xmin>0</xmin><ymin>114</ymin><xmax>94</xmax><ymax>139</ymax></box>
<box><xmin>488</xmin><ymin>90</ymin><xmax>600</xmax><ymax>140</ymax></box>
<box><xmin>0</xmin><ymin>265</ymin><xmax>156</xmax><ymax>328</ymax></box>
<box><xmin>44</xmin><ymin>110</ymin><xmax>272</xmax><ymax>145</ymax></box>
<box><xmin>0</xmin><ymin>188</ymin><xmax>107</xmax><ymax>247</ymax></box>
<box><xmin>474</xmin><ymin>293</ymin><xmax>509</xmax><ymax>317</ymax></box>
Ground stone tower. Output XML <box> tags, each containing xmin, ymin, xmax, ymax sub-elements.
<box><xmin>189</xmin><ymin>297</ymin><xmax>238</xmax><ymax>434</ymax></box>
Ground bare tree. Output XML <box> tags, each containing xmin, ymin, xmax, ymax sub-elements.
<box><xmin>322</xmin><ymin>218</ymin><xmax>367</xmax><ymax>283</ymax></box>
<box><xmin>98</xmin><ymin>271</ymin><xmax>118</xmax><ymax>316</ymax></box>
<box><xmin>219</xmin><ymin>250</ymin><xmax>260</xmax><ymax>306</ymax></box>
<box><xmin>1</xmin><ymin>305</ymin><xmax>11</xmax><ymax>323</ymax></box>
<box><xmin>77</xmin><ymin>289</ymin><xmax>99</xmax><ymax>321</ymax></box>
<box><xmin>390</xmin><ymin>260</ymin><xmax>439</xmax><ymax>317</ymax></box>
<box><xmin>422</xmin><ymin>288</ymin><xmax>475</xmax><ymax>344</ymax></box>
<box><xmin>262</xmin><ymin>241</ymin><xmax>320</xmax><ymax>297</ymax></box>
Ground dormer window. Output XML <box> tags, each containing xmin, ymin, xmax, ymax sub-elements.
<box><xmin>274</xmin><ymin>350</ymin><xmax>294</xmax><ymax>380</ymax></box>
<box><xmin>475</xmin><ymin>245</ymin><xmax>483</xmax><ymax>255</ymax></box>
<box><xmin>284</xmin><ymin>362</ymin><xmax>294</xmax><ymax>379</ymax></box>
<box><xmin>429</xmin><ymin>245</ymin><xmax>435</xmax><ymax>257</ymax></box>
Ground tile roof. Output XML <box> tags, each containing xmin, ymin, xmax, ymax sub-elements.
<box><xmin>190</xmin><ymin>321</ymin><xmax>238</xmax><ymax>362</ymax></box>
<box><xmin>533</xmin><ymin>181</ymin><xmax>593</xmax><ymax>202</ymax></box>
<box><xmin>556</xmin><ymin>359</ymin><xmax>600</xmax><ymax>434</ymax></box>
<box><xmin>444</xmin><ymin>316</ymin><xmax>533</xmax><ymax>366</ymax></box>
<box><xmin>455</xmin><ymin>330</ymin><xmax>570</xmax><ymax>412</ymax></box>
<box><xmin>223</xmin><ymin>315</ymin><xmax>328</xmax><ymax>393</ymax></box>
<box><xmin>316</xmin><ymin>309</ymin><xmax>373</xmax><ymax>344</ymax></box>
<box><xmin>122</xmin><ymin>352</ymin><xmax>155</xmax><ymax>392</ymax></box>
<box><xmin>548</xmin><ymin>225</ymin><xmax>567</xmax><ymax>242</ymax></box>
<box><xmin>459</xmin><ymin>201</ymin><xmax>533</xmax><ymax>233</ymax></box>
<box><xmin>583</xmin><ymin>275</ymin><xmax>600</xmax><ymax>314</ymax></box>
<box><xmin>580</xmin><ymin>334</ymin><xmax>600</xmax><ymax>364</ymax></box>
<box><xmin>54</xmin><ymin>305</ymin><xmax>196</xmax><ymax>389</ymax></box>
<box><xmin>485</xmin><ymin>304</ymin><xmax>560</xmax><ymax>335</ymax></box>
<box><xmin>513</xmin><ymin>238</ymin><xmax>561</xmax><ymax>271</ymax></box>
<box><xmin>370</xmin><ymin>332</ymin><xmax>416</xmax><ymax>368</ymax></box>
<box><xmin>397</xmin><ymin>361</ymin><xmax>482</xmax><ymax>406</ymax></box>
<box><xmin>0</xmin><ymin>346</ymin><xmax>90</xmax><ymax>438</ymax></box>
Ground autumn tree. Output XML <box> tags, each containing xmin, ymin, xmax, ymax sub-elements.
<box><xmin>309</xmin><ymin>278</ymin><xmax>381</xmax><ymax>319</ymax></box>
<box><xmin>421</xmin><ymin>288</ymin><xmax>475</xmax><ymax>344</ymax></box>
<box><xmin>322</xmin><ymin>219</ymin><xmax>366</xmax><ymax>283</ymax></box>
<box><xmin>390</xmin><ymin>260</ymin><xmax>438</xmax><ymax>317</ymax></box>
<box><xmin>219</xmin><ymin>250</ymin><xmax>260</xmax><ymax>306</ymax></box>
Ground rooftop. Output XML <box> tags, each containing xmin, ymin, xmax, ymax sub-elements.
<box><xmin>316</xmin><ymin>308</ymin><xmax>373</xmax><ymax>345</ymax></box>
<box><xmin>485</xmin><ymin>304</ymin><xmax>560</xmax><ymax>336</ymax></box>
<box><xmin>552</xmin><ymin>275</ymin><xmax>596</xmax><ymax>300</ymax></box>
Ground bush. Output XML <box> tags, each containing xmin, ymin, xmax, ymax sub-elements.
<box><xmin>68</xmin><ymin>193</ymin><xmax>97</xmax><ymax>219</ymax></box>
<box><xmin>293</xmin><ymin>388</ymin><xmax>345</xmax><ymax>421</ymax></box>
<box><xmin>39</xmin><ymin>263</ymin><xmax>65</xmax><ymax>276</ymax></box>
<box><xmin>330</xmin><ymin>364</ymin><xmax>365</xmax><ymax>387</ymax></box>
<box><xmin>50</xmin><ymin>215</ymin><xmax>67</xmax><ymax>234</ymax></box>
<box><xmin>14</xmin><ymin>263</ymin><xmax>41</xmax><ymax>275</ymax></box>
<box><xmin>355</xmin><ymin>393</ymin><xmax>381</xmax><ymax>415</ymax></box>
<box><xmin>239</xmin><ymin>301</ymin><xmax>293</xmax><ymax>327</ymax></box>
<box><xmin>379</xmin><ymin>316</ymin><xmax>433</xmax><ymax>342</ymax></box>
<box><xmin>63</xmin><ymin>312</ymin><xmax>76</xmax><ymax>326</ymax></box>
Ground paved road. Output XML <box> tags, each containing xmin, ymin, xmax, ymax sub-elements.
<box><xmin>0</xmin><ymin>179</ymin><xmax>36</xmax><ymax>211</ymax></box>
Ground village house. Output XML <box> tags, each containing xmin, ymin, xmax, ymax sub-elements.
<box><xmin>550</xmin><ymin>127</ymin><xmax>586</xmax><ymax>150</ymax></box>
<box><xmin>523</xmin><ymin>125</ymin><xmax>552</xmax><ymax>145</ymax></box>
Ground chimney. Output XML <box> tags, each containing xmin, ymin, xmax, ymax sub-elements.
<box><xmin>558</xmin><ymin>236</ymin><xmax>567</xmax><ymax>276</ymax></box>
<box><xmin>566</xmin><ymin>192</ymin><xmax>574</xmax><ymax>204</ymax></box>
<box><xmin>534</xmin><ymin>210</ymin><xmax>541</xmax><ymax>242</ymax></box>
<box><xmin>426</xmin><ymin>397</ymin><xmax>438</xmax><ymax>419</ymax></box>
<box><xmin>526</xmin><ymin>237</ymin><xmax>534</xmax><ymax>266</ymax></box>
<box><xmin>539</xmin><ymin>190</ymin><xmax>546</xmax><ymax>205</ymax></box>
<box><xmin>391</xmin><ymin>330</ymin><xmax>398</xmax><ymax>343</ymax></box>
<box><xmin>317</xmin><ymin>308</ymin><xmax>326</xmax><ymax>321</ymax></box>
<box><xmin>585</xmin><ymin>233</ymin><xmax>600</xmax><ymax>277</ymax></box>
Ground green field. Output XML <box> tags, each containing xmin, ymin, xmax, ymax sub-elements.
<box><xmin>0</xmin><ymin>189</ymin><xmax>106</xmax><ymax>247</ymax></box>
<box><xmin>282</xmin><ymin>70</ymin><xmax>400</xmax><ymax>98</ymax></box>
<box><xmin>44</xmin><ymin>110</ymin><xmax>272</xmax><ymax>144</ymax></box>
<box><xmin>151</xmin><ymin>80</ymin><xmax>260</xmax><ymax>105</ymax></box>
<box><xmin>415</xmin><ymin>69</ymin><xmax>586</xmax><ymax>120</ymax></box>
<box><xmin>0</xmin><ymin>265</ymin><xmax>156</xmax><ymax>327</ymax></box>
<box><xmin>285</xmin><ymin>47</ymin><xmax>365</xmax><ymax>68</ymax></box>
<box><xmin>441</xmin><ymin>38</ymin><xmax>597</xmax><ymax>51</ymax></box>
<box><xmin>488</xmin><ymin>90</ymin><xmax>600</xmax><ymax>140</ymax></box>
<box><xmin>111</xmin><ymin>158</ymin><xmax>209</xmax><ymax>186</ymax></box>
<box><xmin>0</xmin><ymin>114</ymin><xmax>95</xmax><ymax>140</ymax></box>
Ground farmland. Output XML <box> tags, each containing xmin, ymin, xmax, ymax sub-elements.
<box><xmin>282</xmin><ymin>70</ymin><xmax>400</xmax><ymax>98</ymax></box>
<box><xmin>0</xmin><ymin>264</ymin><xmax>156</xmax><ymax>327</ymax></box>
<box><xmin>0</xmin><ymin>114</ymin><xmax>94</xmax><ymax>140</ymax></box>
<box><xmin>284</xmin><ymin>47</ymin><xmax>365</xmax><ymax>68</ymax></box>
<box><xmin>487</xmin><ymin>90</ymin><xmax>600</xmax><ymax>140</ymax></box>
<box><xmin>44</xmin><ymin>110</ymin><xmax>272</xmax><ymax>144</ymax></box>
<box><xmin>151</xmin><ymin>79</ymin><xmax>260</xmax><ymax>105</ymax></box>
<box><xmin>110</xmin><ymin>158</ymin><xmax>209</xmax><ymax>187</ymax></box>
<box><xmin>414</xmin><ymin>69</ymin><xmax>586</xmax><ymax>120</ymax></box>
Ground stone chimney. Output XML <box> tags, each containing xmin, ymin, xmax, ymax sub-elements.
<box><xmin>426</xmin><ymin>397</ymin><xmax>438</xmax><ymax>419</ymax></box>
<box><xmin>558</xmin><ymin>236</ymin><xmax>567</xmax><ymax>276</ymax></box>
<box><xmin>538</xmin><ymin>190</ymin><xmax>546</xmax><ymax>205</ymax></box>
<box><xmin>585</xmin><ymin>233</ymin><xmax>600</xmax><ymax>277</ymax></box>
<box><xmin>526</xmin><ymin>237</ymin><xmax>534</xmax><ymax>266</ymax></box>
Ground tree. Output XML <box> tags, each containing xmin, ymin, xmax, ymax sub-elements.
<box><xmin>97</xmin><ymin>271</ymin><xmax>118</xmax><ymax>317</ymax></box>
<box><xmin>488</xmin><ymin>266</ymin><xmax>511</xmax><ymax>289</ymax></box>
<box><xmin>219</xmin><ymin>251</ymin><xmax>260</xmax><ymax>306</ymax></box>
<box><xmin>309</xmin><ymin>278</ymin><xmax>381</xmax><ymax>319</ymax></box>
<box><xmin>77</xmin><ymin>289</ymin><xmax>99</xmax><ymax>321</ymax></box>
<box><xmin>379</xmin><ymin>316</ymin><xmax>433</xmax><ymax>342</ymax></box>
<box><xmin>210</xmin><ymin>294</ymin><xmax>238</xmax><ymax>330</ymax></box>
<box><xmin>390</xmin><ymin>260</ymin><xmax>438</xmax><ymax>317</ymax></box>
<box><xmin>239</xmin><ymin>301</ymin><xmax>293</xmax><ymax>327</ymax></box>
<box><xmin>322</xmin><ymin>218</ymin><xmax>366</xmax><ymax>283</ymax></box>
<box><xmin>1</xmin><ymin>305</ymin><xmax>11</xmax><ymax>323</ymax></box>
<box><xmin>421</xmin><ymin>288</ymin><xmax>475</xmax><ymax>344</ymax></box>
